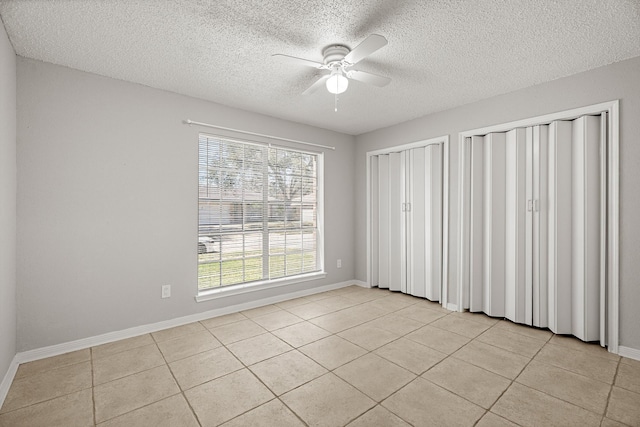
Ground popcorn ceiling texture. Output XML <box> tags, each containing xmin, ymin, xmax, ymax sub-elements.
<box><xmin>0</xmin><ymin>0</ymin><xmax>639</xmax><ymax>135</ymax></box>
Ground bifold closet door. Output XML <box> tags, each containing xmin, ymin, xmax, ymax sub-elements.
<box><xmin>467</xmin><ymin>115</ymin><xmax>604</xmax><ymax>343</ymax></box>
<box><xmin>531</xmin><ymin>125</ymin><xmax>549</xmax><ymax>329</ymax></box>
<box><xmin>505</xmin><ymin>128</ymin><xmax>527</xmax><ymax>324</ymax></box>
<box><xmin>372</xmin><ymin>153</ymin><xmax>403</xmax><ymax>291</ymax></box>
<box><xmin>547</xmin><ymin>120</ymin><xmax>572</xmax><ymax>334</ymax></box>
<box><xmin>548</xmin><ymin>116</ymin><xmax>602</xmax><ymax>341</ymax></box>
<box><xmin>469</xmin><ymin>136</ymin><xmax>483</xmax><ymax>313</ymax></box>
<box><xmin>370</xmin><ymin>145</ymin><xmax>443</xmax><ymax>299</ymax></box>
<box><xmin>502</xmin><ymin>126</ymin><xmax>550</xmax><ymax>327</ymax></box>
<box><xmin>370</xmin><ymin>156</ymin><xmax>380</xmax><ymax>288</ymax></box>
<box><xmin>388</xmin><ymin>153</ymin><xmax>403</xmax><ymax>292</ymax></box>
<box><xmin>407</xmin><ymin>145</ymin><xmax>442</xmax><ymax>300</ymax></box>
<box><xmin>470</xmin><ymin>132</ymin><xmax>507</xmax><ymax>317</ymax></box>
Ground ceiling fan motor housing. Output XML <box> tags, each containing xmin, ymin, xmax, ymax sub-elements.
<box><xmin>322</xmin><ymin>45</ymin><xmax>350</xmax><ymax>66</ymax></box>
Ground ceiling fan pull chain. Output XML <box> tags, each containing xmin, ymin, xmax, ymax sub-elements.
<box><xmin>334</xmin><ymin>92</ymin><xmax>338</xmax><ymax>112</ymax></box>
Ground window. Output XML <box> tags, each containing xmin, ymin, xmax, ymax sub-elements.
<box><xmin>198</xmin><ymin>134</ymin><xmax>322</xmax><ymax>293</ymax></box>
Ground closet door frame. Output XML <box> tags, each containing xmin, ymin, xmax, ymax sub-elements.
<box><xmin>456</xmin><ymin>100</ymin><xmax>620</xmax><ymax>354</ymax></box>
<box><xmin>366</xmin><ymin>135</ymin><xmax>450</xmax><ymax>308</ymax></box>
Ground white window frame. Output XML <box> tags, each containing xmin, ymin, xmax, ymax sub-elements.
<box><xmin>196</xmin><ymin>134</ymin><xmax>326</xmax><ymax>302</ymax></box>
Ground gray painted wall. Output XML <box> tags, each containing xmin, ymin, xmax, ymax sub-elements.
<box><xmin>16</xmin><ymin>58</ymin><xmax>355</xmax><ymax>351</ymax></box>
<box><xmin>0</xmin><ymin>22</ymin><xmax>17</xmax><ymax>380</ymax></box>
<box><xmin>355</xmin><ymin>56</ymin><xmax>640</xmax><ymax>350</ymax></box>
<box><xmin>12</xmin><ymin>52</ymin><xmax>640</xmax><ymax>353</ymax></box>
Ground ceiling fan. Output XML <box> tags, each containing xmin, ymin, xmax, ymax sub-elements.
<box><xmin>273</xmin><ymin>34</ymin><xmax>391</xmax><ymax>96</ymax></box>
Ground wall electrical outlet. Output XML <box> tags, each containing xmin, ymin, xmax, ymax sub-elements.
<box><xmin>161</xmin><ymin>285</ymin><xmax>171</xmax><ymax>298</ymax></box>
<box><xmin>337</xmin><ymin>259</ymin><xmax>342</xmax><ymax>268</ymax></box>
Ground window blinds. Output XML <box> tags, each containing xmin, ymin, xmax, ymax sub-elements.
<box><xmin>198</xmin><ymin>135</ymin><xmax>319</xmax><ymax>290</ymax></box>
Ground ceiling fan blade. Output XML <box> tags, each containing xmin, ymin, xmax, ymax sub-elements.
<box><xmin>272</xmin><ymin>54</ymin><xmax>324</xmax><ymax>68</ymax></box>
<box><xmin>344</xmin><ymin>34</ymin><xmax>388</xmax><ymax>65</ymax></box>
<box><xmin>349</xmin><ymin>69</ymin><xmax>391</xmax><ymax>87</ymax></box>
<box><xmin>302</xmin><ymin>75</ymin><xmax>330</xmax><ymax>95</ymax></box>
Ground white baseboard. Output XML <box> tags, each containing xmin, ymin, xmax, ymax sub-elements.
<box><xmin>619</xmin><ymin>346</ymin><xmax>640</xmax><ymax>362</ymax></box>
<box><xmin>352</xmin><ymin>280</ymin><xmax>370</xmax><ymax>288</ymax></box>
<box><xmin>0</xmin><ymin>356</ymin><xmax>19</xmax><ymax>409</ymax></box>
<box><xmin>14</xmin><ymin>280</ymin><xmax>357</xmax><ymax>366</ymax></box>
<box><xmin>446</xmin><ymin>302</ymin><xmax>458</xmax><ymax>312</ymax></box>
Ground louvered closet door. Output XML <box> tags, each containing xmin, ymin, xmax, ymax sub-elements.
<box><xmin>406</xmin><ymin>145</ymin><xmax>442</xmax><ymax>300</ymax></box>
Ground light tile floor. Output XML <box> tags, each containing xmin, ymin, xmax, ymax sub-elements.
<box><xmin>1</xmin><ymin>284</ymin><xmax>639</xmax><ymax>426</ymax></box>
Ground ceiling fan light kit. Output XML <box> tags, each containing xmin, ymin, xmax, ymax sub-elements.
<box><xmin>323</xmin><ymin>45</ymin><xmax>350</xmax><ymax>95</ymax></box>
<box><xmin>326</xmin><ymin>68</ymin><xmax>348</xmax><ymax>94</ymax></box>
<box><xmin>273</xmin><ymin>34</ymin><xmax>391</xmax><ymax>103</ymax></box>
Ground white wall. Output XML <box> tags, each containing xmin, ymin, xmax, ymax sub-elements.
<box><xmin>0</xmin><ymin>21</ymin><xmax>17</xmax><ymax>381</ymax></box>
<box><xmin>355</xmin><ymin>56</ymin><xmax>640</xmax><ymax>350</ymax></box>
<box><xmin>16</xmin><ymin>58</ymin><xmax>355</xmax><ymax>351</ymax></box>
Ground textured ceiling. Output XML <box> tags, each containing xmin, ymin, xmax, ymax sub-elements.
<box><xmin>1</xmin><ymin>0</ymin><xmax>639</xmax><ymax>135</ymax></box>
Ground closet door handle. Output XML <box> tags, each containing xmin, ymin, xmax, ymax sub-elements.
<box><xmin>527</xmin><ymin>200</ymin><xmax>533</xmax><ymax>212</ymax></box>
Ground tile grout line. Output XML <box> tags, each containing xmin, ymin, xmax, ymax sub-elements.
<box><xmin>153</xmin><ymin>333</ymin><xmax>204</xmax><ymax>427</ymax></box>
<box><xmin>400</xmin><ymin>315</ymin><xmax>503</xmax><ymax>426</ymax></box>
<box><xmin>395</xmin><ymin>313</ymin><xmax>555</xmax><ymax>425</ymax></box>
<box><xmin>543</xmin><ymin>340</ymin><xmax>620</xmax><ymax>363</ymax></box>
<box><xmin>97</xmin><ymin>329</ymin><xmax>204</xmax><ymax>425</ymax></box>
<box><xmin>219</xmin><ymin>290</ymin><xmax>418</xmax><ymax>426</ymax></box>
<box><xmin>448</xmin><ymin>323</ymin><xmax>550</xmax><ymax>377</ymax></box>
<box><xmin>526</xmin><ymin>343</ymin><xmax>619</xmax><ymax>386</ymax></box>
<box><xmin>477</xmin><ymin>327</ymin><xmax>555</xmax><ymax>425</ymax></box>
<box><xmin>210</xmin><ymin>321</ymin><xmax>311</xmax><ymax>427</ymax></box>
<box><xmin>91</xmin><ymin>336</ymin><xmax>155</xmax><ymax>362</ymax></box>
<box><xmin>477</xmin><ymin>328</ymin><xmax>626</xmax><ymax>422</ymax></box>
<box><xmin>90</xmin><ymin>347</ymin><xmax>97</xmax><ymax>427</ymax></box>
<box><xmin>0</xmin><ymin>360</ymin><xmax>94</xmax><ymax>418</ymax></box>
<box><xmin>517</xmin><ymin>327</ymin><xmax>622</xmax><ymax>396</ymax></box>
<box><xmin>323</xmin><ymin>294</ymin><xmax>449</xmax><ymax>426</ymax></box>
<box><xmin>602</xmin><ymin>356</ymin><xmax>622</xmax><ymax>425</ymax></box>
<box><xmin>276</xmin><ymin>395</ymin><xmax>311</xmax><ymax>426</ymax></box>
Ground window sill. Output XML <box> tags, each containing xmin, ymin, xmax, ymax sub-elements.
<box><xmin>195</xmin><ymin>271</ymin><xmax>327</xmax><ymax>302</ymax></box>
